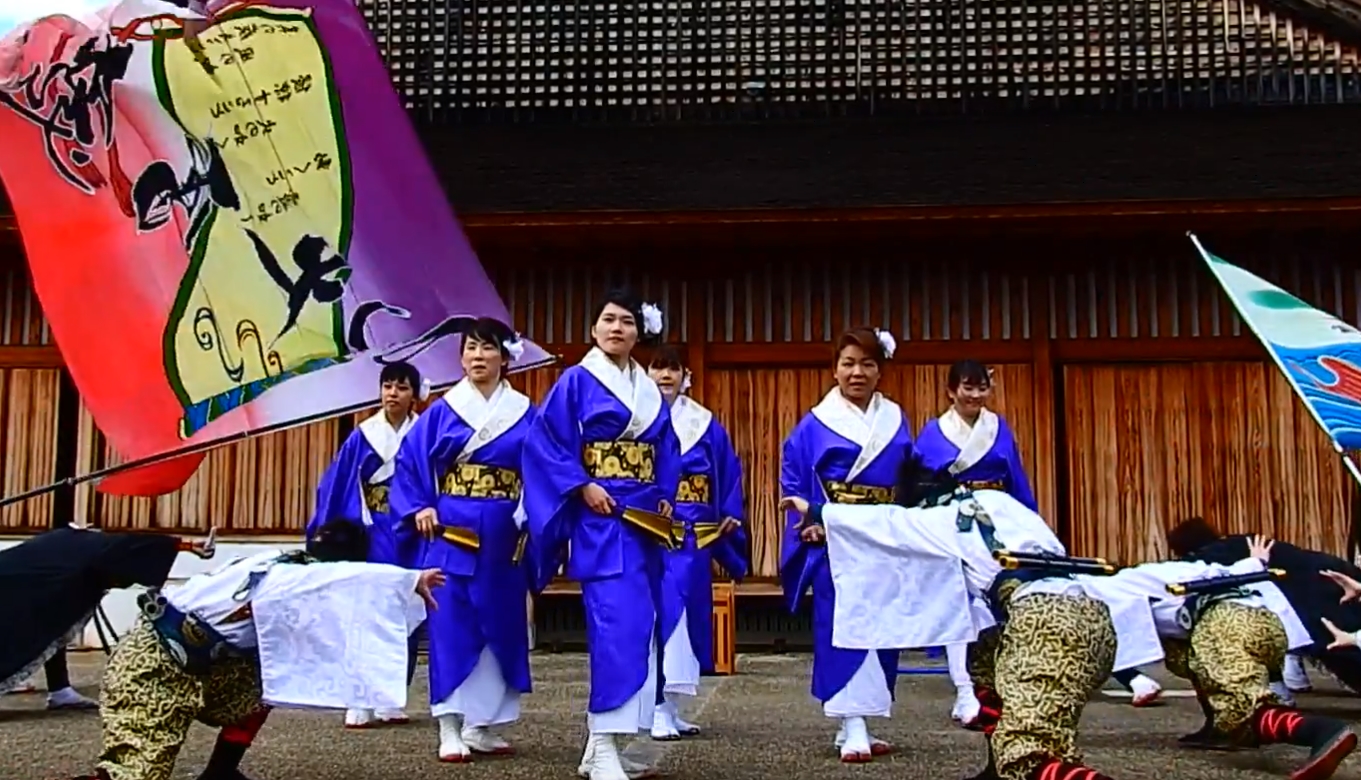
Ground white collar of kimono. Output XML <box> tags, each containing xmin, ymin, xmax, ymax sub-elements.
<box><xmin>358</xmin><ymin>409</ymin><xmax>418</xmax><ymax>483</ymax></box>
<box><xmin>938</xmin><ymin>407</ymin><xmax>999</xmax><ymax>474</ymax></box>
<box><xmin>442</xmin><ymin>378</ymin><xmax>531</xmax><ymax>463</ymax></box>
<box><xmin>670</xmin><ymin>395</ymin><xmax>713</xmax><ymax>456</ymax></box>
<box><xmin>579</xmin><ymin>346</ymin><xmax>662</xmax><ymax>440</ymax></box>
<box><xmin>809</xmin><ymin>387</ymin><xmax>902</xmax><ymax>483</ymax></box>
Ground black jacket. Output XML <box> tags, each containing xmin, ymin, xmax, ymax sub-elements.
<box><xmin>0</xmin><ymin>529</ymin><xmax>179</xmax><ymax>688</ymax></box>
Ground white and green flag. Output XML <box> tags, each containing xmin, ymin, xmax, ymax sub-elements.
<box><xmin>1191</xmin><ymin>233</ymin><xmax>1361</xmax><ymax>452</ymax></box>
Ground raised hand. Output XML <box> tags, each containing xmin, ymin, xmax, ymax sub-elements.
<box><xmin>1323</xmin><ymin>570</ymin><xmax>1361</xmax><ymax>604</ymax></box>
<box><xmin>1247</xmin><ymin>534</ymin><xmax>1275</xmax><ymax>561</ymax></box>
<box><xmin>1322</xmin><ymin>617</ymin><xmax>1359</xmax><ymax>650</ymax></box>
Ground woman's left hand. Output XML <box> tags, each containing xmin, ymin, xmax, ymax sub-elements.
<box><xmin>719</xmin><ymin>517</ymin><xmax>742</xmax><ymax>535</ymax></box>
<box><xmin>658</xmin><ymin>500</ymin><xmax>673</xmax><ymax>518</ymax></box>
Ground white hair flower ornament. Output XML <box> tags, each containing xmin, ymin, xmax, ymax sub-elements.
<box><xmin>418</xmin><ymin>376</ymin><xmax>432</xmax><ymax>401</ymax></box>
<box><xmin>680</xmin><ymin>369</ymin><xmax>693</xmax><ymax>394</ymax></box>
<box><xmin>640</xmin><ymin>302</ymin><xmax>664</xmax><ymax>336</ymax></box>
<box><xmin>504</xmin><ymin>333</ymin><xmax>526</xmax><ymax>362</ymax></box>
<box><xmin>874</xmin><ymin>328</ymin><xmax>897</xmax><ymax>359</ymax></box>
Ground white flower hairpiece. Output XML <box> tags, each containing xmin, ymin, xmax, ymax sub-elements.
<box><xmin>680</xmin><ymin>369</ymin><xmax>693</xmax><ymax>394</ymax></box>
<box><xmin>640</xmin><ymin>302</ymin><xmax>664</xmax><ymax>336</ymax></box>
<box><xmin>504</xmin><ymin>333</ymin><xmax>526</xmax><ymax>362</ymax></box>
<box><xmin>874</xmin><ymin>328</ymin><xmax>897</xmax><ymax>359</ymax></box>
<box><xmin>418</xmin><ymin>377</ymin><xmax>432</xmax><ymax>401</ymax></box>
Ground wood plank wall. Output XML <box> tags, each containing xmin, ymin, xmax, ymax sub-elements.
<box><xmin>2</xmin><ymin>233</ymin><xmax>1357</xmax><ymax>566</ymax></box>
<box><xmin>0</xmin><ymin>264</ymin><xmax>62</xmax><ymax>532</ymax></box>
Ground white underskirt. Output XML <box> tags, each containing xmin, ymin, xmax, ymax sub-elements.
<box><xmin>588</xmin><ymin>625</ymin><xmax>659</xmax><ymax>734</ymax></box>
<box><xmin>662</xmin><ymin>608</ymin><xmax>700</xmax><ymax>698</ymax></box>
<box><xmin>431</xmin><ymin>646</ymin><xmax>521</xmax><ymax>727</ymax></box>
<box><xmin>823</xmin><ymin>652</ymin><xmax>891</xmax><ymax>719</ymax></box>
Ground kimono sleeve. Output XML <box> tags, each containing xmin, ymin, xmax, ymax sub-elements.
<box><xmin>655</xmin><ymin>402</ymin><xmax>683</xmax><ymax>507</ymax></box>
<box><xmin>709</xmin><ymin>419</ymin><xmax>750</xmax><ymax>580</ymax></box>
<box><xmin>778</xmin><ymin>419</ymin><xmax>823</xmax><ymax>613</ymax></box>
<box><xmin>522</xmin><ymin>371</ymin><xmax>593</xmax><ymax>591</ymax></box>
<box><xmin>998</xmin><ymin>420</ymin><xmax>1039</xmax><ymax>513</ymax></box>
<box><xmin>306</xmin><ymin>431</ymin><xmax>369</xmax><ymax>541</ymax></box>
<box><xmin>390</xmin><ymin>403</ymin><xmax>464</xmax><ymax>523</ymax></box>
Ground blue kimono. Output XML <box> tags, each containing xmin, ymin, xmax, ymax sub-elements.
<box><xmin>659</xmin><ymin>395</ymin><xmax>748</xmax><ymax>695</ymax></box>
<box><xmin>389</xmin><ymin>380</ymin><xmax>534</xmax><ymax>723</ymax></box>
<box><xmin>522</xmin><ymin>347</ymin><xmax>682</xmax><ymax>719</ymax></box>
<box><xmin>780</xmin><ymin>389</ymin><xmax>914</xmax><ymax>716</ymax></box>
<box><xmin>307</xmin><ymin>412</ymin><xmax>419</xmax><ymax>567</ymax></box>
<box><xmin>915</xmin><ymin>409</ymin><xmax>1037</xmax><ymax>512</ymax></box>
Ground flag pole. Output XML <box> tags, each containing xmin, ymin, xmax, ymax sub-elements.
<box><xmin>1188</xmin><ymin>232</ymin><xmax>1361</xmax><ymax>492</ymax></box>
<box><xmin>0</xmin><ymin>354</ymin><xmax>560</xmax><ymax>510</ymax></box>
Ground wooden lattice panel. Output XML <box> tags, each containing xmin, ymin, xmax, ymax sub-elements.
<box><xmin>358</xmin><ymin>0</ymin><xmax>1361</xmax><ymax>117</ymax></box>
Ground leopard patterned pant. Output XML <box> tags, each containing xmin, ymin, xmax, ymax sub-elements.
<box><xmin>984</xmin><ymin>593</ymin><xmax>1117</xmax><ymax>780</ymax></box>
<box><xmin>1159</xmin><ymin>601</ymin><xmax>1286</xmax><ymax>738</ymax></box>
<box><xmin>97</xmin><ymin>620</ymin><xmax>264</xmax><ymax>780</ymax></box>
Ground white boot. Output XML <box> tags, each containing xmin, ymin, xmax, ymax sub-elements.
<box><xmin>838</xmin><ymin>716</ymin><xmax>873</xmax><ymax>763</ymax></box>
<box><xmin>576</xmin><ymin>734</ymin><xmax>630</xmax><ymax>780</ymax></box>
<box><xmin>951</xmin><ymin>685</ymin><xmax>981</xmax><ymax>726</ymax></box>
<box><xmin>650</xmin><ymin>705</ymin><xmax>680</xmax><ymax>741</ymax></box>
<box><xmin>438</xmin><ymin>714</ymin><xmax>472</xmax><ymax>763</ymax></box>
<box><xmin>344</xmin><ymin>708</ymin><xmax>375</xmax><ymax>729</ymax></box>
<box><xmin>1269</xmin><ymin>680</ymin><xmax>1298</xmax><ymax>707</ymax></box>
<box><xmin>1129</xmin><ymin>674</ymin><xmax>1163</xmax><ymax>707</ymax></box>
<box><xmin>375</xmin><ymin>707</ymin><xmax>410</xmax><ymax>724</ymax></box>
<box><xmin>462</xmin><ymin>724</ymin><xmax>513</xmax><ymax>755</ymax></box>
<box><xmin>1284</xmin><ymin>654</ymin><xmax>1313</xmax><ymax>692</ymax></box>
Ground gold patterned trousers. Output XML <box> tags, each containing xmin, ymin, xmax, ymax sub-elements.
<box><xmin>988</xmin><ymin>594</ymin><xmax>1117</xmax><ymax>780</ymax></box>
<box><xmin>966</xmin><ymin>625</ymin><xmax>1004</xmax><ymax>691</ymax></box>
<box><xmin>97</xmin><ymin>621</ymin><xmax>263</xmax><ymax>780</ymax></box>
<box><xmin>1161</xmin><ymin>601</ymin><xmax>1286</xmax><ymax>739</ymax></box>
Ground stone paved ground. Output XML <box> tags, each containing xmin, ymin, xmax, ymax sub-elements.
<box><xmin>5</xmin><ymin>651</ymin><xmax>1361</xmax><ymax>780</ymax></box>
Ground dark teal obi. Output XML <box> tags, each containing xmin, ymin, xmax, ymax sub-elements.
<box><xmin>1176</xmin><ymin>587</ymin><xmax>1252</xmax><ymax>632</ymax></box>
<box><xmin>986</xmin><ymin>568</ymin><xmax>1071</xmax><ymax>623</ymax></box>
<box><xmin>138</xmin><ymin>591</ymin><xmax>251</xmax><ymax>675</ymax></box>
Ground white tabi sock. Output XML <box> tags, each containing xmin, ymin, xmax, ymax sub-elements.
<box><xmin>438</xmin><ymin>714</ymin><xmax>471</xmax><ymax>762</ymax></box>
<box><xmin>663</xmin><ymin>694</ymin><xmax>700</xmax><ymax>734</ymax></box>
<box><xmin>951</xmin><ymin>685</ymin><xmax>982</xmax><ymax>725</ymax></box>
<box><xmin>45</xmin><ymin>686</ymin><xmax>97</xmax><ymax>710</ymax></box>
<box><xmin>1284</xmin><ymin>654</ymin><xmax>1313</xmax><ymax>692</ymax></box>
<box><xmin>1269</xmin><ymin>680</ymin><xmax>1297</xmax><ymax>708</ymax></box>
<box><xmin>1129</xmin><ymin>674</ymin><xmax>1163</xmax><ymax>706</ymax></box>
<box><xmin>839</xmin><ymin>716</ymin><xmax>872</xmax><ymax>760</ymax></box>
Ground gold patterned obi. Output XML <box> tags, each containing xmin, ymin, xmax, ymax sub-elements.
<box><xmin>676</xmin><ymin>474</ymin><xmax>711</xmax><ymax>505</ymax></box>
<box><xmin>963</xmin><ymin>479</ymin><xmax>1005</xmax><ymax>492</ymax></box>
<box><xmin>672</xmin><ymin>520</ymin><xmax>724</xmax><ymax>549</ymax></box>
<box><xmin>362</xmin><ymin>483</ymin><xmax>390</xmax><ymax>514</ymax></box>
<box><xmin>582</xmin><ymin>441</ymin><xmax>656</xmax><ymax>482</ymax></box>
<box><xmin>441</xmin><ymin>463</ymin><xmax>523</xmax><ymax>500</ymax></box>
<box><xmin>823</xmin><ymin>480</ymin><xmax>893</xmax><ymax>505</ymax></box>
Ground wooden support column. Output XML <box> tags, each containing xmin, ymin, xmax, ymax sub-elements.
<box><xmin>686</xmin><ymin>279</ymin><xmax>708</xmax><ymax>402</ymax></box>
<box><xmin>1028</xmin><ymin>268</ymin><xmax>1061</xmax><ymax>532</ymax></box>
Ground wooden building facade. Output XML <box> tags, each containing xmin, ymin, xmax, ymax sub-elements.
<box><xmin>4</xmin><ymin>0</ymin><xmax>1361</xmax><ymax>599</ymax></box>
<box><xmin>0</xmin><ymin>222</ymin><xmax>1357</xmax><ymax>572</ymax></box>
